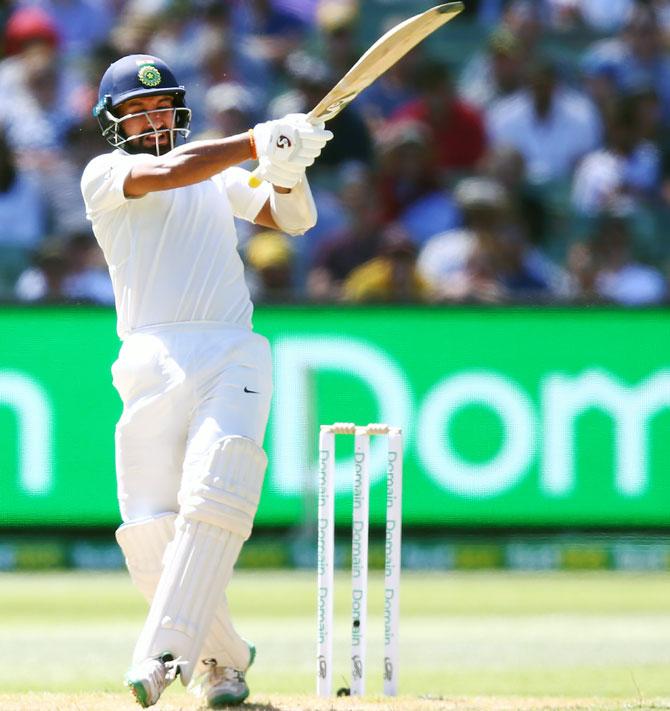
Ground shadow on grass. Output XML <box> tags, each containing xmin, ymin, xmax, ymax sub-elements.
<box><xmin>197</xmin><ymin>704</ymin><xmax>284</xmax><ymax>711</ymax></box>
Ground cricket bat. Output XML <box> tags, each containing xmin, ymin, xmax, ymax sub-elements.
<box><xmin>248</xmin><ymin>1</ymin><xmax>464</xmax><ymax>187</ymax></box>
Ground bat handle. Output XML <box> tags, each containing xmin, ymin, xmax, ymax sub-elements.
<box><xmin>247</xmin><ymin>112</ymin><xmax>320</xmax><ymax>188</ymax></box>
<box><xmin>248</xmin><ymin>171</ymin><xmax>263</xmax><ymax>188</ymax></box>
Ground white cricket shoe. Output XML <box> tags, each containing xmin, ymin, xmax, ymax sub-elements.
<box><xmin>190</xmin><ymin>646</ymin><xmax>254</xmax><ymax>708</ymax></box>
<box><xmin>125</xmin><ymin>653</ymin><xmax>180</xmax><ymax>708</ymax></box>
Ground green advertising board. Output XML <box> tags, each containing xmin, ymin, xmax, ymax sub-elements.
<box><xmin>1</xmin><ymin>305</ymin><xmax>670</xmax><ymax>528</ymax></box>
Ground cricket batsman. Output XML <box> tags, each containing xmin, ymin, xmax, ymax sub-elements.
<box><xmin>80</xmin><ymin>55</ymin><xmax>332</xmax><ymax>708</ymax></box>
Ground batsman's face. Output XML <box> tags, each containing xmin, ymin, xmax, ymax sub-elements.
<box><xmin>117</xmin><ymin>94</ymin><xmax>176</xmax><ymax>152</ymax></box>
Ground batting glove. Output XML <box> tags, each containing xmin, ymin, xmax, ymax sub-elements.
<box><xmin>252</xmin><ymin>113</ymin><xmax>333</xmax><ymax>171</ymax></box>
<box><xmin>256</xmin><ymin>157</ymin><xmax>306</xmax><ymax>189</ymax></box>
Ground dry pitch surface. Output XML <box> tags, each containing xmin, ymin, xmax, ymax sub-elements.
<box><xmin>0</xmin><ymin>693</ymin><xmax>669</xmax><ymax>710</ymax></box>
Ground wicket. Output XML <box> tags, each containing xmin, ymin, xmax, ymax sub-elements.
<box><xmin>317</xmin><ymin>422</ymin><xmax>403</xmax><ymax>697</ymax></box>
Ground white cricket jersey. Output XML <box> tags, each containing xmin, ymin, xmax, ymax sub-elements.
<box><xmin>80</xmin><ymin>149</ymin><xmax>271</xmax><ymax>339</ymax></box>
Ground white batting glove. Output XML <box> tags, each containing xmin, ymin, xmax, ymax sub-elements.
<box><xmin>253</xmin><ymin>113</ymin><xmax>333</xmax><ymax>171</ymax></box>
<box><xmin>256</xmin><ymin>157</ymin><xmax>305</xmax><ymax>189</ymax></box>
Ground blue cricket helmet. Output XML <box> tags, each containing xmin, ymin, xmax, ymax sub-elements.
<box><xmin>93</xmin><ymin>54</ymin><xmax>191</xmax><ymax>154</ymax></box>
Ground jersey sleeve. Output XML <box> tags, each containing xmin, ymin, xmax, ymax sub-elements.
<box><xmin>80</xmin><ymin>151</ymin><xmax>157</xmax><ymax>218</ymax></box>
<box><xmin>220</xmin><ymin>166</ymin><xmax>272</xmax><ymax>222</ymax></box>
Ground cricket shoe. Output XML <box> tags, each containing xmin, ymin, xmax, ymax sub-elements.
<box><xmin>125</xmin><ymin>653</ymin><xmax>182</xmax><ymax>708</ymax></box>
<box><xmin>191</xmin><ymin>645</ymin><xmax>255</xmax><ymax>708</ymax></box>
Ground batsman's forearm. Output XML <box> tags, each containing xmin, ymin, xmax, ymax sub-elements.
<box><xmin>125</xmin><ymin>133</ymin><xmax>254</xmax><ymax>196</ymax></box>
<box><xmin>166</xmin><ymin>133</ymin><xmax>254</xmax><ymax>176</ymax></box>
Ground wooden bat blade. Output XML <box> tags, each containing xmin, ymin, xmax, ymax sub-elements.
<box><xmin>308</xmin><ymin>2</ymin><xmax>464</xmax><ymax>122</ymax></box>
<box><xmin>248</xmin><ymin>2</ymin><xmax>464</xmax><ymax>187</ymax></box>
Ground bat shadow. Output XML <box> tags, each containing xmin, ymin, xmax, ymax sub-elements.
<box><xmin>197</xmin><ymin>703</ymin><xmax>284</xmax><ymax>710</ymax></box>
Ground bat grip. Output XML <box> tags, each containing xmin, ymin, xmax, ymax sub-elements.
<box><xmin>247</xmin><ymin>112</ymin><xmax>320</xmax><ymax>188</ymax></box>
<box><xmin>248</xmin><ymin>171</ymin><xmax>263</xmax><ymax>189</ymax></box>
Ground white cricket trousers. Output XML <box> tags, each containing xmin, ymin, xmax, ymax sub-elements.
<box><xmin>111</xmin><ymin>322</ymin><xmax>273</xmax><ymax>522</ymax></box>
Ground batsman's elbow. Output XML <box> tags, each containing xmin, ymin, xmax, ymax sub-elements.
<box><xmin>269</xmin><ymin>176</ymin><xmax>318</xmax><ymax>236</ymax></box>
<box><xmin>283</xmin><ymin>211</ymin><xmax>317</xmax><ymax>237</ymax></box>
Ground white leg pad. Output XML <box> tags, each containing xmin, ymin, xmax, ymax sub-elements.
<box><xmin>116</xmin><ymin>513</ymin><xmax>250</xmax><ymax>673</ymax></box>
<box><xmin>198</xmin><ymin>597</ymin><xmax>252</xmax><ymax>672</ymax></box>
<box><xmin>132</xmin><ymin>517</ymin><xmax>243</xmax><ymax>685</ymax></box>
<box><xmin>115</xmin><ymin>513</ymin><xmax>177</xmax><ymax>601</ymax></box>
<box><xmin>180</xmin><ymin>436</ymin><xmax>268</xmax><ymax>541</ymax></box>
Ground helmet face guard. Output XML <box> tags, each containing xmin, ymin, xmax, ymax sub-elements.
<box><xmin>97</xmin><ymin>101</ymin><xmax>191</xmax><ymax>155</ymax></box>
<box><xmin>93</xmin><ymin>55</ymin><xmax>192</xmax><ymax>156</ymax></box>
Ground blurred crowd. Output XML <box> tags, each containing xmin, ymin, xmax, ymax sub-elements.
<box><xmin>2</xmin><ymin>0</ymin><xmax>670</xmax><ymax>306</ymax></box>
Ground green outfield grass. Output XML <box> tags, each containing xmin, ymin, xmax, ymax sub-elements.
<box><xmin>1</xmin><ymin>569</ymin><xmax>669</xmax><ymax>708</ymax></box>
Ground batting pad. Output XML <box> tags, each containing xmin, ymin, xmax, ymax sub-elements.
<box><xmin>115</xmin><ymin>513</ymin><xmax>177</xmax><ymax>601</ymax></box>
<box><xmin>180</xmin><ymin>436</ymin><xmax>268</xmax><ymax>540</ymax></box>
<box><xmin>132</xmin><ymin>517</ymin><xmax>243</xmax><ymax>685</ymax></box>
<box><xmin>116</xmin><ymin>512</ymin><xmax>251</xmax><ymax>672</ymax></box>
<box><xmin>198</xmin><ymin>594</ymin><xmax>253</xmax><ymax>673</ymax></box>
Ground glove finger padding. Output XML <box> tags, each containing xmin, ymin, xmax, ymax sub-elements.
<box><xmin>290</xmin><ymin>122</ymin><xmax>333</xmax><ymax>152</ymax></box>
<box><xmin>276</xmin><ymin>152</ymin><xmax>317</xmax><ymax>167</ymax></box>
<box><xmin>256</xmin><ymin>156</ymin><xmax>304</xmax><ymax>189</ymax></box>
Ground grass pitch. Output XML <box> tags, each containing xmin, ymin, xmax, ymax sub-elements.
<box><xmin>0</xmin><ymin>569</ymin><xmax>669</xmax><ymax>709</ymax></box>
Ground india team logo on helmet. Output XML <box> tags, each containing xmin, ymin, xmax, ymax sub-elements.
<box><xmin>137</xmin><ymin>63</ymin><xmax>162</xmax><ymax>88</ymax></box>
<box><xmin>93</xmin><ymin>54</ymin><xmax>191</xmax><ymax>155</ymax></box>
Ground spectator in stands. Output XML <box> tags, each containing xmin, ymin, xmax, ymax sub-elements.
<box><xmin>15</xmin><ymin>231</ymin><xmax>113</xmax><ymax>304</ymax></box>
<box><xmin>201</xmin><ymin>82</ymin><xmax>258</xmax><ymax>139</ymax></box>
<box><xmin>244</xmin><ymin>229</ymin><xmax>295</xmax><ymax>303</ymax></box>
<box><xmin>651</xmin><ymin>0</ymin><xmax>670</xmax><ymax>34</ymax></box>
<box><xmin>482</xmin><ymin>145</ymin><xmax>548</xmax><ymax>249</ymax></box>
<box><xmin>580</xmin><ymin>57</ymin><xmax>621</xmax><ymax>122</ymax></box>
<box><xmin>0</xmin><ymin>127</ymin><xmax>46</xmax><ymax>297</ymax></box>
<box><xmin>566</xmin><ymin>216</ymin><xmax>667</xmax><ymax>304</ymax></box>
<box><xmin>2</xmin><ymin>5</ymin><xmax>59</xmax><ymax>60</ymax></box>
<box><xmin>480</xmin><ymin>0</ymin><xmax>634</xmax><ymax>34</ymax></box>
<box><xmin>479</xmin><ymin>1</ymin><xmax>543</xmax><ymax>46</ymax></box>
<box><xmin>544</xmin><ymin>0</ymin><xmax>634</xmax><ymax>33</ymax></box>
<box><xmin>0</xmin><ymin>7</ymin><xmax>81</xmax><ymax>152</ymax></box>
<box><xmin>232</xmin><ymin>0</ymin><xmax>310</xmax><ymax>69</ymax></box>
<box><xmin>14</xmin><ymin>240</ymin><xmax>70</xmax><ymax>302</ymax></box>
<box><xmin>307</xmin><ymin>178</ymin><xmax>384</xmax><ymax>301</ymax></box>
<box><xmin>62</xmin><ymin>232</ymin><xmax>114</xmax><ymax>304</ymax></box>
<box><xmin>150</xmin><ymin>5</ymin><xmax>271</xmax><ymax>133</ymax></box>
<box><xmin>269</xmin><ymin>50</ymin><xmax>373</xmax><ymax>168</ymax></box>
<box><xmin>342</xmin><ymin>225</ymin><xmax>431</xmax><ymax>303</ymax></box>
<box><xmin>487</xmin><ymin>59</ymin><xmax>601</xmax><ymax>185</ymax></box>
<box><xmin>315</xmin><ymin>0</ymin><xmax>359</xmax><ymax>80</ymax></box>
<box><xmin>581</xmin><ymin>5</ymin><xmax>670</xmax><ymax>122</ymax></box>
<box><xmin>145</xmin><ymin>3</ymin><xmax>205</xmax><ymax>92</ymax></box>
<box><xmin>67</xmin><ymin>113</ymin><xmax>106</xmax><ymax>173</ymax></box>
<box><xmin>474</xmin><ymin>0</ymin><xmax>543</xmax><ymax>53</ymax></box>
<box><xmin>458</xmin><ymin>27</ymin><xmax>527</xmax><ymax>110</ymax></box>
<box><xmin>0</xmin><ymin>6</ymin><xmax>89</xmax><ymax>235</ymax></box>
<box><xmin>199</xmin><ymin>37</ymin><xmax>266</xmax><ymax>135</ymax></box>
<box><xmin>572</xmin><ymin>97</ymin><xmax>661</xmax><ymax>217</ymax></box>
<box><xmin>629</xmin><ymin>87</ymin><xmax>666</xmax><ymax>149</ymax></box>
<box><xmin>375</xmin><ymin>119</ymin><xmax>460</xmax><ymax>246</ymax></box>
<box><xmin>200</xmin><ymin>2</ymin><xmax>273</xmax><ymax>110</ymax></box>
<box><xmin>392</xmin><ymin>59</ymin><xmax>487</xmax><ymax>176</ymax></box>
<box><xmin>24</xmin><ymin>0</ymin><xmax>113</xmax><ymax>58</ymax></box>
<box><xmin>109</xmin><ymin>9</ymin><xmax>156</xmax><ymax>57</ymax></box>
<box><xmin>290</xmin><ymin>160</ymin><xmax>366</xmax><ymax>296</ymax></box>
<box><xmin>616</xmin><ymin>88</ymin><xmax>670</xmax><ymax>231</ymax></box>
<box><xmin>417</xmin><ymin>177</ymin><xmax>556</xmax><ymax>303</ymax></box>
